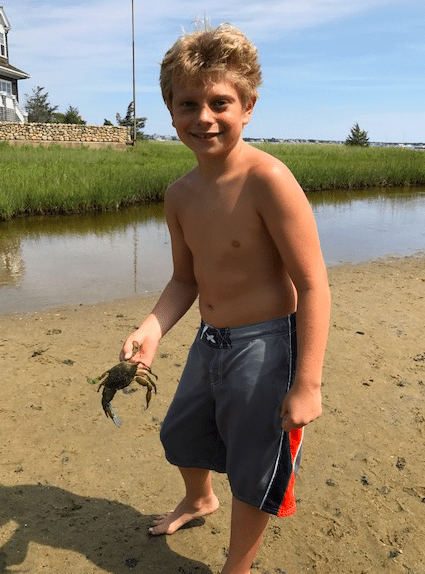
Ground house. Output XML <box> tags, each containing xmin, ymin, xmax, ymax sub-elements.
<box><xmin>0</xmin><ymin>6</ymin><xmax>30</xmax><ymax>122</ymax></box>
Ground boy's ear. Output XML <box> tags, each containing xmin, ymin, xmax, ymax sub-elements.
<box><xmin>242</xmin><ymin>97</ymin><xmax>256</xmax><ymax>126</ymax></box>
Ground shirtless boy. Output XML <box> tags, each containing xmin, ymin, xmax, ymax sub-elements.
<box><xmin>121</xmin><ymin>23</ymin><xmax>331</xmax><ymax>574</ymax></box>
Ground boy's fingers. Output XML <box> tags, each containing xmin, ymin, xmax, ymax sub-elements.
<box><xmin>120</xmin><ymin>340</ymin><xmax>136</xmax><ymax>361</ymax></box>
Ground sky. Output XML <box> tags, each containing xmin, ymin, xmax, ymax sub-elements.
<box><xmin>4</xmin><ymin>0</ymin><xmax>425</xmax><ymax>142</ymax></box>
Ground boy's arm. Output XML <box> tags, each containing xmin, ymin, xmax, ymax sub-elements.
<box><xmin>120</xmin><ymin>184</ymin><xmax>198</xmax><ymax>365</ymax></box>
<box><xmin>256</xmin><ymin>162</ymin><xmax>331</xmax><ymax>431</ymax></box>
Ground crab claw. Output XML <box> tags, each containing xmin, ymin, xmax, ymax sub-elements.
<box><xmin>145</xmin><ymin>388</ymin><xmax>152</xmax><ymax>409</ymax></box>
<box><xmin>103</xmin><ymin>402</ymin><xmax>121</xmax><ymax>427</ymax></box>
<box><xmin>87</xmin><ymin>377</ymin><xmax>100</xmax><ymax>385</ymax></box>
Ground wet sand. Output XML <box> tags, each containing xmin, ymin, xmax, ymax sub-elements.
<box><xmin>1</xmin><ymin>254</ymin><xmax>424</xmax><ymax>574</ymax></box>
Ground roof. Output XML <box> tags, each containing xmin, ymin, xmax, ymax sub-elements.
<box><xmin>0</xmin><ymin>6</ymin><xmax>11</xmax><ymax>31</ymax></box>
<box><xmin>0</xmin><ymin>59</ymin><xmax>30</xmax><ymax>79</ymax></box>
<box><xmin>0</xmin><ymin>7</ymin><xmax>30</xmax><ymax>79</ymax></box>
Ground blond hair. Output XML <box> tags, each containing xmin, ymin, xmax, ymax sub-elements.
<box><xmin>160</xmin><ymin>23</ymin><xmax>262</xmax><ymax>110</ymax></box>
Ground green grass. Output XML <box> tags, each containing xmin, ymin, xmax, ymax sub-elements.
<box><xmin>1</xmin><ymin>140</ymin><xmax>424</xmax><ymax>220</ymax></box>
<box><xmin>257</xmin><ymin>142</ymin><xmax>425</xmax><ymax>191</ymax></box>
<box><xmin>0</xmin><ymin>141</ymin><xmax>196</xmax><ymax>220</ymax></box>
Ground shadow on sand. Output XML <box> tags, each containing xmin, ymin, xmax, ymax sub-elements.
<box><xmin>0</xmin><ymin>483</ymin><xmax>213</xmax><ymax>574</ymax></box>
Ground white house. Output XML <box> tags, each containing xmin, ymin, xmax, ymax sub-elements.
<box><xmin>0</xmin><ymin>6</ymin><xmax>30</xmax><ymax>123</ymax></box>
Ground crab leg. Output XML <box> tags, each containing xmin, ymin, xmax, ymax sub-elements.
<box><xmin>103</xmin><ymin>401</ymin><xmax>121</xmax><ymax>426</ymax></box>
<box><xmin>135</xmin><ymin>375</ymin><xmax>157</xmax><ymax>408</ymax></box>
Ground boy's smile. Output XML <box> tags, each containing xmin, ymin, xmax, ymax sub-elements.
<box><xmin>170</xmin><ymin>79</ymin><xmax>254</xmax><ymax>158</ymax></box>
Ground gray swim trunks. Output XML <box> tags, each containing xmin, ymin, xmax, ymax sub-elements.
<box><xmin>160</xmin><ymin>314</ymin><xmax>303</xmax><ymax>516</ymax></box>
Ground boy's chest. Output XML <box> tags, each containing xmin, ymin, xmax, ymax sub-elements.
<box><xmin>178</xmin><ymin>187</ymin><xmax>267</xmax><ymax>258</ymax></box>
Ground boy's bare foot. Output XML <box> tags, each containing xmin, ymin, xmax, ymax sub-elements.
<box><xmin>148</xmin><ymin>494</ymin><xmax>219</xmax><ymax>535</ymax></box>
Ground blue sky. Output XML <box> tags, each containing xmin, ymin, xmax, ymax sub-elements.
<box><xmin>5</xmin><ymin>0</ymin><xmax>425</xmax><ymax>142</ymax></box>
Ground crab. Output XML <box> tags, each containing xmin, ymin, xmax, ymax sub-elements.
<box><xmin>87</xmin><ymin>342</ymin><xmax>157</xmax><ymax>426</ymax></box>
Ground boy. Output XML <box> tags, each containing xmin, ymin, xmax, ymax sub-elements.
<box><xmin>121</xmin><ymin>23</ymin><xmax>331</xmax><ymax>574</ymax></box>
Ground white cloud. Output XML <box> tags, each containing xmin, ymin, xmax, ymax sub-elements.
<box><xmin>4</xmin><ymin>0</ymin><xmax>423</xmax><ymax>140</ymax></box>
<box><xmin>8</xmin><ymin>0</ymin><xmax>399</xmax><ymax>80</ymax></box>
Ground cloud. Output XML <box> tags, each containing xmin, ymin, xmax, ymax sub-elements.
<box><xmin>4</xmin><ymin>0</ymin><xmax>423</xmax><ymax>139</ymax></box>
<box><xmin>9</xmin><ymin>0</ymin><xmax>398</xmax><ymax>39</ymax></box>
<box><xmin>8</xmin><ymin>0</ymin><xmax>399</xmax><ymax>80</ymax></box>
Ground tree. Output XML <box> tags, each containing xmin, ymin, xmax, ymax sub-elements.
<box><xmin>62</xmin><ymin>105</ymin><xmax>86</xmax><ymax>124</ymax></box>
<box><xmin>52</xmin><ymin>105</ymin><xmax>86</xmax><ymax>125</ymax></box>
<box><xmin>116</xmin><ymin>101</ymin><xmax>147</xmax><ymax>140</ymax></box>
<box><xmin>345</xmin><ymin>123</ymin><xmax>370</xmax><ymax>147</ymax></box>
<box><xmin>24</xmin><ymin>86</ymin><xmax>59</xmax><ymax>123</ymax></box>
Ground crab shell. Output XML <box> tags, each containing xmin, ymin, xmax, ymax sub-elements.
<box><xmin>102</xmin><ymin>361</ymin><xmax>139</xmax><ymax>391</ymax></box>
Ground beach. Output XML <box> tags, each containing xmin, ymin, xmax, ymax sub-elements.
<box><xmin>0</xmin><ymin>254</ymin><xmax>424</xmax><ymax>574</ymax></box>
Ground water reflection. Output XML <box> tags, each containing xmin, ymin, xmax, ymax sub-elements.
<box><xmin>0</xmin><ymin>236</ymin><xmax>25</xmax><ymax>286</ymax></box>
<box><xmin>0</xmin><ymin>188</ymin><xmax>424</xmax><ymax>314</ymax></box>
<box><xmin>0</xmin><ymin>204</ymin><xmax>172</xmax><ymax>313</ymax></box>
<box><xmin>309</xmin><ymin>187</ymin><xmax>425</xmax><ymax>263</ymax></box>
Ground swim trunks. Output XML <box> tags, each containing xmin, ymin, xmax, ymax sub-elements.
<box><xmin>160</xmin><ymin>314</ymin><xmax>303</xmax><ymax>516</ymax></box>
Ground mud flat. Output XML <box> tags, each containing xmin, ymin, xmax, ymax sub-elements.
<box><xmin>0</xmin><ymin>254</ymin><xmax>424</xmax><ymax>573</ymax></box>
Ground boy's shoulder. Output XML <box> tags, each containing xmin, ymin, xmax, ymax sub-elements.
<box><xmin>243</xmin><ymin>145</ymin><xmax>311</xmax><ymax>220</ymax></box>
<box><xmin>163</xmin><ymin>167</ymin><xmax>199</xmax><ymax>216</ymax></box>
<box><xmin>165</xmin><ymin>167</ymin><xmax>197</xmax><ymax>196</ymax></box>
<box><xmin>245</xmin><ymin>144</ymin><xmax>290</xmax><ymax>176</ymax></box>
<box><xmin>244</xmin><ymin>144</ymin><xmax>302</xmax><ymax>193</ymax></box>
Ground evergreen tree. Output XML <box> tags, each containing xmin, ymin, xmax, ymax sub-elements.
<box><xmin>24</xmin><ymin>86</ymin><xmax>59</xmax><ymax>123</ymax></box>
<box><xmin>345</xmin><ymin>123</ymin><xmax>370</xmax><ymax>147</ymax></box>
<box><xmin>52</xmin><ymin>105</ymin><xmax>86</xmax><ymax>125</ymax></box>
<box><xmin>116</xmin><ymin>101</ymin><xmax>147</xmax><ymax>140</ymax></box>
<box><xmin>62</xmin><ymin>105</ymin><xmax>86</xmax><ymax>124</ymax></box>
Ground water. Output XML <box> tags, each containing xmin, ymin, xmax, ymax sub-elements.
<box><xmin>311</xmin><ymin>188</ymin><xmax>425</xmax><ymax>264</ymax></box>
<box><xmin>1</xmin><ymin>188</ymin><xmax>424</xmax><ymax>314</ymax></box>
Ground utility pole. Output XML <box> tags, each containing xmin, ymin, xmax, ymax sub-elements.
<box><xmin>132</xmin><ymin>0</ymin><xmax>136</xmax><ymax>145</ymax></box>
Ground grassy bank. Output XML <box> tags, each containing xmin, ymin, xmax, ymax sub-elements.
<box><xmin>258</xmin><ymin>142</ymin><xmax>425</xmax><ymax>191</ymax></box>
<box><xmin>1</xmin><ymin>140</ymin><xmax>424</xmax><ymax>219</ymax></box>
<box><xmin>0</xmin><ymin>142</ymin><xmax>196</xmax><ymax>220</ymax></box>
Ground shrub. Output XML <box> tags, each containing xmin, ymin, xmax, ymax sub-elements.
<box><xmin>345</xmin><ymin>123</ymin><xmax>370</xmax><ymax>147</ymax></box>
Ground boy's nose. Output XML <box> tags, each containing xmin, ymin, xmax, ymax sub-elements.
<box><xmin>197</xmin><ymin>105</ymin><xmax>213</xmax><ymax>124</ymax></box>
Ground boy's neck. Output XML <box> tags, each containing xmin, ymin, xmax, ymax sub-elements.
<box><xmin>195</xmin><ymin>138</ymin><xmax>249</xmax><ymax>182</ymax></box>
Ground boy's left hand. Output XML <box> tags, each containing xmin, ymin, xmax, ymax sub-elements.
<box><xmin>280</xmin><ymin>383</ymin><xmax>322</xmax><ymax>431</ymax></box>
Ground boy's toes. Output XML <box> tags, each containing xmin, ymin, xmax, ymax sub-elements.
<box><xmin>150</xmin><ymin>512</ymin><xmax>171</xmax><ymax>526</ymax></box>
<box><xmin>148</xmin><ymin>512</ymin><xmax>172</xmax><ymax>536</ymax></box>
<box><xmin>148</xmin><ymin>519</ymin><xmax>170</xmax><ymax>536</ymax></box>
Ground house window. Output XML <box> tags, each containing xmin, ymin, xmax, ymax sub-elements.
<box><xmin>0</xmin><ymin>79</ymin><xmax>12</xmax><ymax>95</ymax></box>
<box><xmin>0</xmin><ymin>32</ymin><xmax>5</xmax><ymax>57</ymax></box>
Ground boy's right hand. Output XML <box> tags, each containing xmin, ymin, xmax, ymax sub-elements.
<box><xmin>119</xmin><ymin>328</ymin><xmax>159</xmax><ymax>367</ymax></box>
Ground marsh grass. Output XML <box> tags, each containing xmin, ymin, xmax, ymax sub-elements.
<box><xmin>0</xmin><ymin>142</ymin><xmax>196</xmax><ymax>220</ymax></box>
<box><xmin>1</xmin><ymin>141</ymin><xmax>424</xmax><ymax>219</ymax></box>
<box><xmin>257</xmin><ymin>143</ymin><xmax>425</xmax><ymax>191</ymax></box>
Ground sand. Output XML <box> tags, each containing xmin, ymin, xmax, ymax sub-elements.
<box><xmin>1</xmin><ymin>254</ymin><xmax>424</xmax><ymax>574</ymax></box>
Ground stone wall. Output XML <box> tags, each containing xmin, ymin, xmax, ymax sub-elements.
<box><xmin>0</xmin><ymin>122</ymin><xmax>132</xmax><ymax>149</ymax></box>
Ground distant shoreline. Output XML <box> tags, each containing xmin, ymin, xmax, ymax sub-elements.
<box><xmin>146</xmin><ymin>134</ymin><xmax>425</xmax><ymax>150</ymax></box>
<box><xmin>245</xmin><ymin>138</ymin><xmax>425</xmax><ymax>150</ymax></box>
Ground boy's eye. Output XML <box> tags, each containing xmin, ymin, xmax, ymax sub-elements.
<box><xmin>213</xmin><ymin>99</ymin><xmax>228</xmax><ymax>109</ymax></box>
<box><xmin>181</xmin><ymin>101</ymin><xmax>196</xmax><ymax>109</ymax></box>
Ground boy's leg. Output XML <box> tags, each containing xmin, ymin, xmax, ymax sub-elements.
<box><xmin>149</xmin><ymin>466</ymin><xmax>219</xmax><ymax>535</ymax></box>
<box><xmin>221</xmin><ymin>496</ymin><xmax>270</xmax><ymax>574</ymax></box>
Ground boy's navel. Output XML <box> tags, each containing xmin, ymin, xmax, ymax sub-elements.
<box><xmin>232</xmin><ymin>240</ymin><xmax>241</xmax><ymax>248</ymax></box>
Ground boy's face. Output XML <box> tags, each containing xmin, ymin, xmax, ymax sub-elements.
<box><xmin>170</xmin><ymin>77</ymin><xmax>254</xmax><ymax>158</ymax></box>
